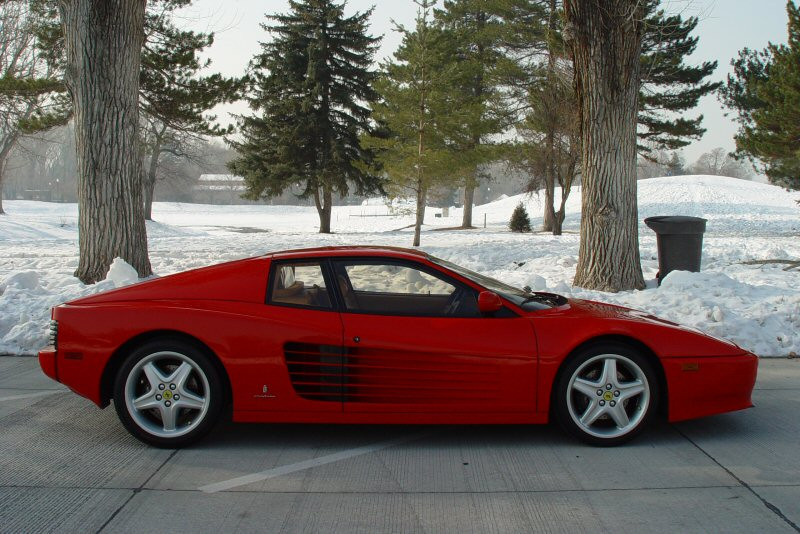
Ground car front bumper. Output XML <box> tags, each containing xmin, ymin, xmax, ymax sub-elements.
<box><xmin>663</xmin><ymin>352</ymin><xmax>758</xmax><ymax>422</ymax></box>
<box><xmin>39</xmin><ymin>346</ymin><xmax>58</xmax><ymax>382</ymax></box>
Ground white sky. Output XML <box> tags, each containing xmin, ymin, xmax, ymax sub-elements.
<box><xmin>177</xmin><ymin>0</ymin><xmax>790</xmax><ymax>165</ymax></box>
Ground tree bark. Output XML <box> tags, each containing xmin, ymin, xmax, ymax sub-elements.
<box><xmin>553</xmin><ymin>164</ymin><xmax>576</xmax><ymax>236</ymax></box>
<box><xmin>60</xmin><ymin>0</ymin><xmax>152</xmax><ymax>283</ymax></box>
<box><xmin>0</xmin><ymin>165</ymin><xmax>6</xmax><ymax>215</ymax></box>
<box><xmin>461</xmin><ymin>183</ymin><xmax>475</xmax><ymax>229</ymax></box>
<box><xmin>0</xmin><ymin>144</ymin><xmax>12</xmax><ymax>215</ymax></box>
<box><xmin>143</xmin><ymin>131</ymin><xmax>162</xmax><ymax>221</ymax></box>
<box><xmin>542</xmin><ymin>168</ymin><xmax>555</xmax><ymax>232</ymax></box>
<box><xmin>143</xmin><ymin>169</ymin><xmax>156</xmax><ymax>220</ymax></box>
<box><xmin>313</xmin><ymin>184</ymin><xmax>333</xmax><ymax>233</ymax></box>
<box><xmin>413</xmin><ymin>182</ymin><xmax>426</xmax><ymax>247</ymax></box>
<box><xmin>553</xmin><ymin>195</ymin><xmax>566</xmax><ymax>235</ymax></box>
<box><xmin>566</xmin><ymin>0</ymin><xmax>645</xmax><ymax>292</ymax></box>
<box><xmin>541</xmin><ymin>0</ymin><xmax>558</xmax><ymax>233</ymax></box>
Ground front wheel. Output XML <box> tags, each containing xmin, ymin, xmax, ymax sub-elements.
<box><xmin>554</xmin><ymin>344</ymin><xmax>658</xmax><ymax>446</ymax></box>
<box><xmin>113</xmin><ymin>339</ymin><xmax>223</xmax><ymax>448</ymax></box>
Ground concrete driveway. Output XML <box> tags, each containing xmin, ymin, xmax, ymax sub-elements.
<box><xmin>1</xmin><ymin>356</ymin><xmax>798</xmax><ymax>533</ymax></box>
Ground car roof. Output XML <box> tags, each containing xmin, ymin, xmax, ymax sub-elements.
<box><xmin>268</xmin><ymin>246</ymin><xmax>430</xmax><ymax>261</ymax></box>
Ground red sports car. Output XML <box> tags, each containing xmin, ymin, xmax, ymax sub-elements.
<box><xmin>39</xmin><ymin>246</ymin><xmax>757</xmax><ymax>447</ymax></box>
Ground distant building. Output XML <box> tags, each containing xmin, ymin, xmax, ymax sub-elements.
<box><xmin>194</xmin><ymin>174</ymin><xmax>246</xmax><ymax>204</ymax></box>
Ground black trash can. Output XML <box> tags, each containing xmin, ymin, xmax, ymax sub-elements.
<box><xmin>644</xmin><ymin>216</ymin><xmax>707</xmax><ymax>284</ymax></box>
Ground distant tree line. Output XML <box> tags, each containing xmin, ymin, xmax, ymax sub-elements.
<box><xmin>230</xmin><ymin>0</ymin><xmax>718</xmax><ymax>245</ymax></box>
<box><xmin>2</xmin><ymin>0</ymin><xmax>793</xmax><ymax>292</ymax></box>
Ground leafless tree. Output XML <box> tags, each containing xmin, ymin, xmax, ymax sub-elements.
<box><xmin>689</xmin><ymin>147</ymin><xmax>753</xmax><ymax>179</ymax></box>
<box><xmin>60</xmin><ymin>0</ymin><xmax>151</xmax><ymax>283</ymax></box>
<box><xmin>0</xmin><ymin>1</ymin><xmax>55</xmax><ymax>214</ymax></box>
<box><xmin>565</xmin><ymin>0</ymin><xmax>647</xmax><ymax>292</ymax></box>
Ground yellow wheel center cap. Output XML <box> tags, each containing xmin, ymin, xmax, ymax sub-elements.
<box><xmin>163</xmin><ymin>390</ymin><xmax>173</xmax><ymax>400</ymax></box>
<box><xmin>603</xmin><ymin>391</ymin><xmax>614</xmax><ymax>401</ymax></box>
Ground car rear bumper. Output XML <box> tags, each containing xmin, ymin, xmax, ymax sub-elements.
<box><xmin>664</xmin><ymin>352</ymin><xmax>758</xmax><ymax>422</ymax></box>
<box><xmin>39</xmin><ymin>346</ymin><xmax>58</xmax><ymax>382</ymax></box>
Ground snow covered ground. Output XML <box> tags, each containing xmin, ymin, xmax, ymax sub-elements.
<box><xmin>1</xmin><ymin>174</ymin><xmax>798</xmax><ymax>357</ymax></box>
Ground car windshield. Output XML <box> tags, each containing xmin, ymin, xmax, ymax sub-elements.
<box><xmin>427</xmin><ymin>255</ymin><xmax>565</xmax><ymax>310</ymax></box>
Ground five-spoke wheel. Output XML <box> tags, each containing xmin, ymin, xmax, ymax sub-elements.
<box><xmin>113</xmin><ymin>339</ymin><xmax>223</xmax><ymax>447</ymax></box>
<box><xmin>554</xmin><ymin>344</ymin><xmax>658</xmax><ymax>446</ymax></box>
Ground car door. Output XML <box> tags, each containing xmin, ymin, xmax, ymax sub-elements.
<box><xmin>333</xmin><ymin>259</ymin><xmax>538</xmax><ymax>414</ymax></box>
<box><xmin>236</xmin><ymin>259</ymin><xmax>344</xmax><ymax>413</ymax></box>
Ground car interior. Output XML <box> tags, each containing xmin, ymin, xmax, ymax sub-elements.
<box><xmin>270</xmin><ymin>260</ymin><xmax>481</xmax><ymax>317</ymax></box>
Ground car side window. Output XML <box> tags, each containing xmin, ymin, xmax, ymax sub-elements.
<box><xmin>335</xmin><ymin>261</ymin><xmax>479</xmax><ymax>317</ymax></box>
<box><xmin>269</xmin><ymin>262</ymin><xmax>332</xmax><ymax>309</ymax></box>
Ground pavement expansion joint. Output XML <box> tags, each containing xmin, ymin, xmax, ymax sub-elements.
<box><xmin>676</xmin><ymin>426</ymin><xmax>800</xmax><ymax>533</ymax></box>
<box><xmin>94</xmin><ymin>449</ymin><xmax>179</xmax><ymax>534</ymax></box>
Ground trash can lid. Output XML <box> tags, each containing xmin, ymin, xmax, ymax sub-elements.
<box><xmin>644</xmin><ymin>215</ymin><xmax>707</xmax><ymax>234</ymax></box>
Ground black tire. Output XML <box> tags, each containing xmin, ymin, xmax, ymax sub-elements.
<box><xmin>553</xmin><ymin>342</ymin><xmax>659</xmax><ymax>446</ymax></box>
<box><xmin>113</xmin><ymin>338</ymin><xmax>223</xmax><ymax>448</ymax></box>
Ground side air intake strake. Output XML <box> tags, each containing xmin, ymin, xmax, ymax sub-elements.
<box><xmin>284</xmin><ymin>343</ymin><xmax>342</xmax><ymax>402</ymax></box>
<box><xmin>284</xmin><ymin>343</ymin><xmax>500</xmax><ymax>404</ymax></box>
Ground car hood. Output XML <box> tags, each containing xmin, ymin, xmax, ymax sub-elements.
<box><xmin>67</xmin><ymin>257</ymin><xmax>270</xmax><ymax>306</ymax></box>
<box><xmin>526</xmin><ymin>297</ymin><xmax>747</xmax><ymax>358</ymax></box>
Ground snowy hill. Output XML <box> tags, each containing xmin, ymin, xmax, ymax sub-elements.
<box><xmin>1</xmin><ymin>174</ymin><xmax>798</xmax><ymax>356</ymax></box>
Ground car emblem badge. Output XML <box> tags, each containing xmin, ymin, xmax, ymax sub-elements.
<box><xmin>603</xmin><ymin>391</ymin><xmax>613</xmax><ymax>401</ymax></box>
<box><xmin>163</xmin><ymin>390</ymin><xmax>173</xmax><ymax>400</ymax></box>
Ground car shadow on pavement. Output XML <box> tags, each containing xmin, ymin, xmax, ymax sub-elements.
<box><xmin>186</xmin><ymin>416</ymin><xmax>742</xmax><ymax>452</ymax></box>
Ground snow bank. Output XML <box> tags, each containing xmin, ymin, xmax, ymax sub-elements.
<box><xmin>0</xmin><ymin>174</ymin><xmax>798</xmax><ymax>356</ymax></box>
<box><xmin>105</xmin><ymin>258</ymin><xmax>141</xmax><ymax>287</ymax></box>
<box><xmin>0</xmin><ymin>258</ymin><xmax>141</xmax><ymax>355</ymax></box>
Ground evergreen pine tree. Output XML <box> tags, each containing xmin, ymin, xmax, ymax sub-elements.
<box><xmin>509</xmin><ymin>202</ymin><xmax>531</xmax><ymax>232</ymax></box>
<box><xmin>139</xmin><ymin>3</ymin><xmax>241</xmax><ymax>219</ymax></box>
<box><xmin>434</xmin><ymin>0</ymin><xmax>521</xmax><ymax>229</ymax></box>
<box><xmin>365</xmin><ymin>0</ymin><xmax>465</xmax><ymax>247</ymax></box>
<box><xmin>666</xmin><ymin>152</ymin><xmax>685</xmax><ymax>176</ymax></box>
<box><xmin>720</xmin><ymin>1</ymin><xmax>800</xmax><ymax>191</ymax></box>
<box><xmin>228</xmin><ymin>0</ymin><xmax>382</xmax><ymax>233</ymax></box>
<box><xmin>638</xmin><ymin>2</ymin><xmax>720</xmax><ymax>155</ymax></box>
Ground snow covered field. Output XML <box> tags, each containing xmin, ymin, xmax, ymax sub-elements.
<box><xmin>1</xmin><ymin>174</ymin><xmax>798</xmax><ymax>357</ymax></box>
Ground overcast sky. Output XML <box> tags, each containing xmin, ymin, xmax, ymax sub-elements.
<box><xmin>178</xmin><ymin>0</ymin><xmax>790</xmax><ymax>166</ymax></box>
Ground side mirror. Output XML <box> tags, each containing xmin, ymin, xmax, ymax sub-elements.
<box><xmin>477</xmin><ymin>291</ymin><xmax>503</xmax><ymax>314</ymax></box>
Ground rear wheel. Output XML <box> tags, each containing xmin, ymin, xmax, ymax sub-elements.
<box><xmin>554</xmin><ymin>343</ymin><xmax>658</xmax><ymax>446</ymax></box>
<box><xmin>113</xmin><ymin>339</ymin><xmax>222</xmax><ymax>448</ymax></box>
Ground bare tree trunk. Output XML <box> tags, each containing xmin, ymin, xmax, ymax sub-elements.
<box><xmin>461</xmin><ymin>183</ymin><xmax>475</xmax><ymax>229</ymax></box>
<box><xmin>542</xmin><ymin>165</ymin><xmax>556</xmax><ymax>231</ymax></box>
<box><xmin>313</xmin><ymin>184</ymin><xmax>333</xmax><ymax>233</ymax></box>
<box><xmin>0</xmin><ymin>146</ymin><xmax>11</xmax><ymax>215</ymax></box>
<box><xmin>541</xmin><ymin>0</ymin><xmax>558</xmax><ymax>233</ymax></box>
<box><xmin>0</xmin><ymin>167</ymin><xmax>6</xmax><ymax>215</ymax></box>
<box><xmin>413</xmin><ymin>182</ymin><xmax>426</xmax><ymax>247</ymax></box>
<box><xmin>60</xmin><ymin>0</ymin><xmax>151</xmax><ymax>283</ymax></box>
<box><xmin>143</xmin><ymin>134</ymin><xmax>161</xmax><ymax>221</ymax></box>
<box><xmin>553</xmin><ymin>196</ymin><xmax>566</xmax><ymax>235</ymax></box>
<box><xmin>566</xmin><ymin>0</ymin><xmax>645</xmax><ymax>292</ymax></box>
<box><xmin>143</xmin><ymin>171</ymin><xmax>156</xmax><ymax>220</ymax></box>
<box><xmin>553</xmin><ymin>169</ymin><xmax>576</xmax><ymax>236</ymax></box>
